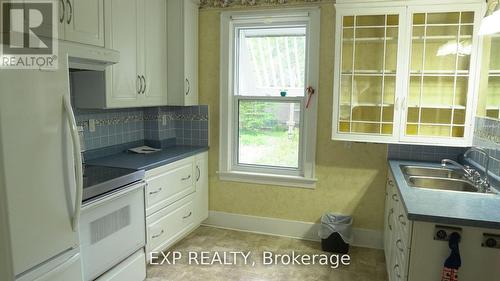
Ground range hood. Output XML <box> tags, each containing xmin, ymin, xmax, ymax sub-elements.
<box><xmin>60</xmin><ymin>41</ymin><xmax>119</xmax><ymax>71</ymax></box>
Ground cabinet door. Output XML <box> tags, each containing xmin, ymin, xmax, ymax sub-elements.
<box><xmin>401</xmin><ymin>5</ymin><xmax>482</xmax><ymax>145</ymax></box>
<box><xmin>485</xmin><ymin>35</ymin><xmax>500</xmax><ymax>119</ymax></box>
<box><xmin>333</xmin><ymin>8</ymin><xmax>405</xmax><ymax>143</ymax></box>
<box><xmin>141</xmin><ymin>0</ymin><xmax>167</xmax><ymax>106</ymax></box>
<box><xmin>194</xmin><ymin>152</ymin><xmax>208</xmax><ymax>224</ymax></box>
<box><xmin>183</xmin><ymin>0</ymin><xmax>199</xmax><ymax>106</ymax></box>
<box><xmin>104</xmin><ymin>0</ymin><xmax>141</xmax><ymax>108</ymax></box>
<box><xmin>64</xmin><ymin>0</ymin><xmax>104</xmax><ymax>46</ymax></box>
<box><xmin>384</xmin><ymin>173</ymin><xmax>396</xmax><ymax>263</ymax></box>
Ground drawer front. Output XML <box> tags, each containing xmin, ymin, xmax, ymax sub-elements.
<box><xmin>95</xmin><ymin>249</ymin><xmax>146</xmax><ymax>281</ymax></box>
<box><xmin>146</xmin><ymin>161</ymin><xmax>194</xmax><ymax>215</ymax></box>
<box><xmin>146</xmin><ymin>195</ymin><xmax>195</xmax><ymax>254</ymax></box>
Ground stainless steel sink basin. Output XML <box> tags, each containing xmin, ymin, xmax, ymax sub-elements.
<box><xmin>407</xmin><ymin>176</ymin><xmax>478</xmax><ymax>193</ymax></box>
<box><xmin>401</xmin><ymin>165</ymin><xmax>464</xmax><ymax>179</ymax></box>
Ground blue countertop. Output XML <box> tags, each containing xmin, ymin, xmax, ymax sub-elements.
<box><xmin>389</xmin><ymin>160</ymin><xmax>500</xmax><ymax>229</ymax></box>
<box><xmin>87</xmin><ymin>146</ymin><xmax>209</xmax><ymax>171</ymax></box>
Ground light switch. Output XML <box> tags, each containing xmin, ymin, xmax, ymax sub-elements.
<box><xmin>89</xmin><ymin>119</ymin><xmax>96</xmax><ymax>132</ymax></box>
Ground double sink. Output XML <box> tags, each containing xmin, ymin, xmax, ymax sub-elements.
<box><xmin>401</xmin><ymin>165</ymin><xmax>497</xmax><ymax>195</ymax></box>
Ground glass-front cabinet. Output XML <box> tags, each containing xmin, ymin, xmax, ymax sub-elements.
<box><xmin>486</xmin><ymin>34</ymin><xmax>500</xmax><ymax>119</ymax></box>
<box><xmin>332</xmin><ymin>3</ymin><xmax>484</xmax><ymax>146</ymax></box>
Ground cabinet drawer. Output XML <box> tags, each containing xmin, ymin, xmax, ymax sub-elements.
<box><xmin>145</xmin><ymin>159</ymin><xmax>194</xmax><ymax>215</ymax></box>
<box><xmin>146</xmin><ymin>194</ymin><xmax>195</xmax><ymax>256</ymax></box>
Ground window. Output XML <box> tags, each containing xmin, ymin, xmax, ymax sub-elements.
<box><xmin>219</xmin><ymin>8</ymin><xmax>320</xmax><ymax>188</ymax></box>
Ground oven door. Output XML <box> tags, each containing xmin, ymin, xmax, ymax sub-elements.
<box><xmin>80</xmin><ymin>182</ymin><xmax>146</xmax><ymax>281</ymax></box>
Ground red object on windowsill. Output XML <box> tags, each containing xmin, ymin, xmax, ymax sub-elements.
<box><xmin>305</xmin><ymin>86</ymin><xmax>315</xmax><ymax>109</ymax></box>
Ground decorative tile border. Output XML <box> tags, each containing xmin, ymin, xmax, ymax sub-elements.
<box><xmin>77</xmin><ymin>108</ymin><xmax>208</xmax><ymax>128</ymax></box>
<box><xmin>200</xmin><ymin>0</ymin><xmax>323</xmax><ymax>9</ymax></box>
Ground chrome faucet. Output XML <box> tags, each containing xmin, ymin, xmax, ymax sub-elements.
<box><xmin>464</xmin><ymin>147</ymin><xmax>491</xmax><ymax>193</ymax></box>
<box><xmin>441</xmin><ymin>159</ymin><xmax>475</xmax><ymax>177</ymax></box>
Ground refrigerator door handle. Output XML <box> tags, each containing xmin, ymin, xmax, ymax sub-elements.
<box><xmin>63</xmin><ymin>95</ymin><xmax>83</xmax><ymax>232</ymax></box>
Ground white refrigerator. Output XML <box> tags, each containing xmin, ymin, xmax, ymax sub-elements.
<box><xmin>0</xmin><ymin>50</ymin><xmax>84</xmax><ymax>281</ymax></box>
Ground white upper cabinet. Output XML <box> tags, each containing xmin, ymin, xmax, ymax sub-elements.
<box><xmin>58</xmin><ymin>0</ymin><xmax>104</xmax><ymax>47</ymax></box>
<box><xmin>141</xmin><ymin>0</ymin><xmax>168</xmax><ymax>106</ymax></box>
<box><xmin>105</xmin><ymin>0</ymin><xmax>141</xmax><ymax>107</ymax></box>
<box><xmin>332</xmin><ymin>1</ymin><xmax>485</xmax><ymax>146</ymax></box>
<box><xmin>167</xmin><ymin>0</ymin><xmax>199</xmax><ymax>106</ymax></box>
<box><xmin>74</xmin><ymin>0</ymin><xmax>168</xmax><ymax>108</ymax></box>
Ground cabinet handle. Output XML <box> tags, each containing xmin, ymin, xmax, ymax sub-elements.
<box><xmin>398</xmin><ymin>214</ymin><xmax>407</xmax><ymax>226</ymax></box>
<box><xmin>149</xmin><ymin>188</ymin><xmax>162</xmax><ymax>195</ymax></box>
<box><xmin>388</xmin><ymin>208</ymin><xmax>394</xmax><ymax>231</ymax></box>
<box><xmin>66</xmin><ymin>0</ymin><xmax>72</xmax><ymax>24</ymax></box>
<box><xmin>59</xmin><ymin>0</ymin><xmax>65</xmax><ymax>23</ymax></box>
<box><xmin>393</xmin><ymin>264</ymin><xmax>401</xmax><ymax>279</ymax></box>
<box><xmin>137</xmin><ymin>75</ymin><xmax>142</xmax><ymax>94</ymax></box>
<box><xmin>183</xmin><ymin>212</ymin><xmax>192</xmax><ymax>219</ymax></box>
<box><xmin>152</xmin><ymin>229</ymin><xmax>165</xmax><ymax>239</ymax></box>
<box><xmin>141</xmin><ymin>75</ymin><xmax>146</xmax><ymax>94</ymax></box>
<box><xmin>181</xmin><ymin>175</ymin><xmax>191</xmax><ymax>181</ymax></box>
<box><xmin>396</xmin><ymin>239</ymin><xmax>404</xmax><ymax>252</ymax></box>
<box><xmin>392</xmin><ymin>194</ymin><xmax>399</xmax><ymax>202</ymax></box>
<box><xmin>196</xmin><ymin>166</ymin><xmax>200</xmax><ymax>182</ymax></box>
<box><xmin>185</xmin><ymin>78</ymin><xmax>190</xmax><ymax>96</ymax></box>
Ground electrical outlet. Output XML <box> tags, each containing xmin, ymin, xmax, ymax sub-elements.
<box><xmin>482</xmin><ymin>234</ymin><xmax>500</xmax><ymax>249</ymax></box>
<box><xmin>162</xmin><ymin>115</ymin><xmax>167</xmax><ymax>126</ymax></box>
<box><xmin>88</xmin><ymin>119</ymin><xmax>96</xmax><ymax>132</ymax></box>
<box><xmin>434</xmin><ymin>225</ymin><xmax>462</xmax><ymax>241</ymax></box>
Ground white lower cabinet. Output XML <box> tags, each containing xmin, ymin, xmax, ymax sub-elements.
<box><xmin>146</xmin><ymin>194</ymin><xmax>196</xmax><ymax>256</ymax></box>
<box><xmin>145</xmin><ymin>157</ymin><xmax>195</xmax><ymax>216</ymax></box>
<box><xmin>145</xmin><ymin>152</ymin><xmax>208</xmax><ymax>261</ymax></box>
<box><xmin>384</xmin><ymin>170</ymin><xmax>411</xmax><ymax>281</ymax></box>
<box><xmin>384</xmin><ymin>168</ymin><xmax>500</xmax><ymax>281</ymax></box>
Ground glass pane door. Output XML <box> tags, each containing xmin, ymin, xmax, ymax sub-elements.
<box><xmin>338</xmin><ymin>14</ymin><xmax>399</xmax><ymax>135</ymax></box>
<box><xmin>486</xmin><ymin>35</ymin><xmax>500</xmax><ymax>119</ymax></box>
<box><xmin>406</xmin><ymin>11</ymin><xmax>474</xmax><ymax>138</ymax></box>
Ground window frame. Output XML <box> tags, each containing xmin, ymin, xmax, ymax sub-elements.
<box><xmin>219</xmin><ymin>8</ymin><xmax>320</xmax><ymax>188</ymax></box>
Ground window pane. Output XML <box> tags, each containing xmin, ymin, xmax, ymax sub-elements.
<box><xmin>237</xmin><ymin>26</ymin><xmax>306</xmax><ymax>97</ymax></box>
<box><xmin>238</xmin><ymin>100</ymin><xmax>300</xmax><ymax>168</ymax></box>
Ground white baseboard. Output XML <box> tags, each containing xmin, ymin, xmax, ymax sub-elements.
<box><xmin>203</xmin><ymin>211</ymin><xmax>383</xmax><ymax>250</ymax></box>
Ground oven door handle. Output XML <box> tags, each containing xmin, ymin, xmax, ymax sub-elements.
<box><xmin>63</xmin><ymin>95</ymin><xmax>83</xmax><ymax>232</ymax></box>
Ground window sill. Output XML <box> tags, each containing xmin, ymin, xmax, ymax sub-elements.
<box><xmin>218</xmin><ymin>171</ymin><xmax>317</xmax><ymax>189</ymax></box>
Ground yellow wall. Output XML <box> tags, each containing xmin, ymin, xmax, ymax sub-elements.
<box><xmin>198</xmin><ymin>3</ymin><xmax>389</xmax><ymax>230</ymax></box>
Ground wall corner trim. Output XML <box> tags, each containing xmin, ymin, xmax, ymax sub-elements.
<box><xmin>203</xmin><ymin>211</ymin><xmax>383</xmax><ymax>250</ymax></box>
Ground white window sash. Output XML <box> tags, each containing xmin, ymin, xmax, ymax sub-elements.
<box><xmin>219</xmin><ymin>7</ymin><xmax>320</xmax><ymax>188</ymax></box>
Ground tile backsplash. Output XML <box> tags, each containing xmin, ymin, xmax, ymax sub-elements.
<box><xmin>74</xmin><ymin>105</ymin><xmax>209</xmax><ymax>151</ymax></box>
<box><xmin>469</xmin><ymin>117</ymin><xmax>500</xmax><ymax>179</ymax></box>
<box><xmin>387</xmin><ymin>144</ymin><xmax>466</xmax><ymax>162</ymax></box>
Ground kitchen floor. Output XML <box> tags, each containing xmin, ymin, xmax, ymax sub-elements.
<box><xmin>146</xmin><ymin>226</ymin><xmax>388</xmax><ymax>281</ymax></box>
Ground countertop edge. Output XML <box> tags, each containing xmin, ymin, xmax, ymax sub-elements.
<box><xmin>388</xmin><ymin>160</ymin><xmax>500</xmax><ymax>230</ymax></box>
<box><xmin>87</xmin><ymin>146</ymin><xmax>209</xmax><ymax>171</ymax></box>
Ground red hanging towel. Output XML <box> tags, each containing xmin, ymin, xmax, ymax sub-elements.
<box><xmin>441</xmin><ymin>232</ymin><xmax>461</xmax><ymax>281</ymax></box>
